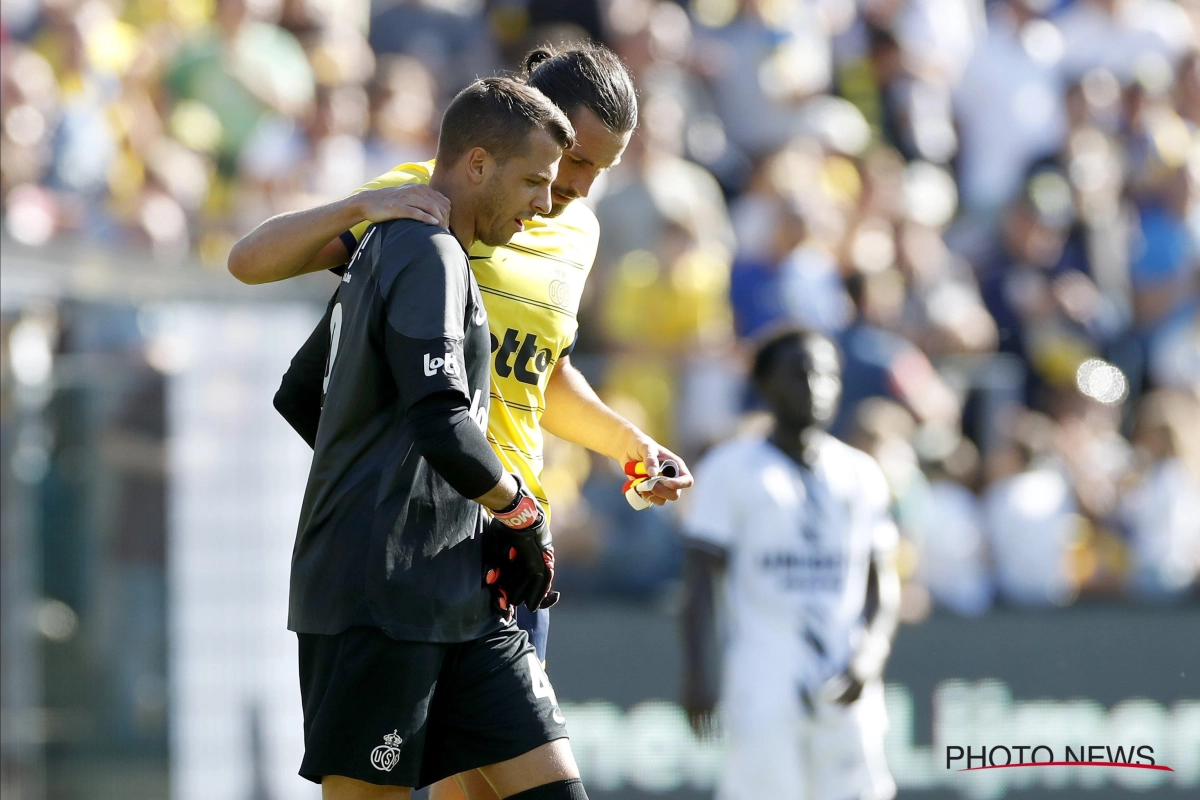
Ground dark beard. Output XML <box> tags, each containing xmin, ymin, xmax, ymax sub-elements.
<box><xmin>475</xmin><ymin>175</ymin><xmax>508</xmax><ymax>246</ymax></box>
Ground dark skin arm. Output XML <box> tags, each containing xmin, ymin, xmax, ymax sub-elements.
<box><xmin>821</xmin><ymin>547</ymin><xmax>901</xmax><ymax>704</ymax></box>
<box><xmin>681</xmin><ymin>542</ymin><xmax>727</xmax><ymax>738</ymax></box>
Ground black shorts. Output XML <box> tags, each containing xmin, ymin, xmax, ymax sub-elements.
<box><xmin>297</xmin><ymin>622</ymin><xmax>568</xmax><ymax>789</ymax></box>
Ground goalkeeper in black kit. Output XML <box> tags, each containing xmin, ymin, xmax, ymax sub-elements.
<box><xmin>288</xmin><ymin>77</ymin><xmax>587</xmax><ymax>800</ymax></box>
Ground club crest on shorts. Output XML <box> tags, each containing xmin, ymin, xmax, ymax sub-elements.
<box><xmin>370</xmin><ymin>729</ymin><xmax>403</xmax><ymax>772</ymax></box>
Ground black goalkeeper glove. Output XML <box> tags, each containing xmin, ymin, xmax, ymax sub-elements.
<box><xmin>485</xmin><ymin>476</ymin><xmax>559</xmax><ymax>615</ymax></box>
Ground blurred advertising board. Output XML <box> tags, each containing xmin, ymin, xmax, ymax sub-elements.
<box><xmin>547</xmin><ymin>602</ymin><xmax>1199</xmax><ymax>800</ymax></box>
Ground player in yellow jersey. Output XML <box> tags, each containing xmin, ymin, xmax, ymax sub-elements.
<box><xmin>229</xmin><ymin>44</ymin><xmax>693</xmax><ymax>800</ymax></box>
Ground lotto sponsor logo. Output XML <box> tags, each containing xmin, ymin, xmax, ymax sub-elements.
<box><xmin>491</xmin><ymin>328</ymin><xmax>553</xmax><ymax>386</ymax></box>
<box><xmin>423</xmin><ymin>352</ymin><xmax>459</xmax><ymax>377</ymax></box>
<box><xmin>468</xmin><ymin>388</ymin><xmax>487</xmax><ymax>430</ymax></box>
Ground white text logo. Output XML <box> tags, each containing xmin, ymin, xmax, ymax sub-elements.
<box><xmin>423</xmin><ymin>352</ymin><xmax>458</xmax><ymax>377</ymax></box>
<box><xmin>468</xmin><ymin>388</ymin><xmax>487</xmax><ymax>430</ymax></box>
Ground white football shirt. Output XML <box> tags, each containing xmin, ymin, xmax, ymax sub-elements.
<box><xmin>684</xmin><ymin>432</ymin><xmax>898</xmax><ymax>704</ymax></box>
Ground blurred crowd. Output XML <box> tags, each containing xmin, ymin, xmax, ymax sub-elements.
<box><xmin>2</xmin><ymin>0</ymin><xmax>1198</xmax><ymax>614</ymax></box>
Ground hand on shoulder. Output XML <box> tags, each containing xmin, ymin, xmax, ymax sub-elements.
<box><xmin>357</xmin><ymin>184</ymin><xmax>450</xmax><ymax>229</ymax></box>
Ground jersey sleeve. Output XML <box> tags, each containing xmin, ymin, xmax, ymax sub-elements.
<box><xmin>331</xmin><ymin>230</ymin><xmax>361</xmax><ymax>270</ymax></box>
<box><xmin>559</xmin><ymin>329</ymin><xmax>579</xmax><ymax>359</ymax></box>
<box><xmin>378</xmin><ymin>225</ymin><xmax>473</xmax><ymax>413</ymax></box>
<box><xmin>345</xmin><ymin>220</ymin><xmax>372</xmax><ymax>252</ymax></box>
<box><xmin>682</xmin><ymin>445</ymin><xmax>740</xmax><ymax>552</ymax></box>
<box><xmin>273</xmin><ymin>292</ymin><xmax>335</xmax><ymax>447</ymax></box>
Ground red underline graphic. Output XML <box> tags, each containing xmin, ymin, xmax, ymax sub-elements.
<box><xmin>959</xmin><ymin>762</ymin><xmax>1175</xmax><ymax>773</ymax></box>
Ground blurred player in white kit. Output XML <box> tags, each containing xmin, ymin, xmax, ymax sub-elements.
<box><xmin>681</xmin><ymin>326</ymin><xmax>900</xmax><ymax>800</ymax></box>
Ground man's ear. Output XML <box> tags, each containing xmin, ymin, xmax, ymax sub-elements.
<box><xmin>465</xmin><ymin>147</ymin><xmax>491</xmax><ymax>185</ymax></box>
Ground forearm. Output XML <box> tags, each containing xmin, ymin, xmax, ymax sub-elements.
<box><xmin>474</xmin><ymin>473</ymin><xmax>520</xmax><ymax>511</ymax></box>
<box><xmin>541</xmin><ymin>358</ymin><xmax>641</xmax><ymax>462</ymax></box>
<box><xmin>408</xmin><ymin>391</ymin><xmax>517</xmax><ymax>509</ymax></box>
<box><xmin>228</xmin><ymin>196</ymin><xmax>361</xmax><ymax>284</ymax></box>
<box><xmin>852</xmin><ymin>554</ymin><xmax>901</xmax><ymax>681</ymax></box>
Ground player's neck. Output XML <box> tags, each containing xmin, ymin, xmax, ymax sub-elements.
<box><xmin>770</xmin><ymin>423</ymin><xmax>820</xmax><ymax>469</ymax></box>
<box><xmin>446</xmin><ymin>205</ymin><xmax>478</xmax><ymax>251</ymax></box>
<box><xmin>428</xmin><ymin>171</ymin><xmax>477</xmax><ymax>250</ymax></box>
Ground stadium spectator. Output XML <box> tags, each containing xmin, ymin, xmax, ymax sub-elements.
<box><xmin>593</xmin><ymin>90</ymin><xmax>734</xmax><ymax>284</ymax></box>
<box><xmin>729</xmin><ymin>197</ymin><xmax>810</xmax><ymax>339</ymax></box>
<box><xmin>983</xmin><ymin>410</ymin><xmax>1081</xmax><ymax>607</ymax></box>
<box><xmin>1056</xmin><ymin>0</ymin><xmax>1194</xmax><ymax>81</ymax></box>
<box><xmin>917</xmin><ymin>433</ymin><xmax>994</xmax><ymax>616</ymax></box>
<box><xmin>691</xmin><ymin>0</ymin><xmax>838</xmax><ymax>159</ymax></box>
<box><xmin>600</xmin><ymin>217</ymin><xmax>734</xmax><ymax>448</ymax></box>
<box><xmin>166</xmin><ymin>0</ymin><xmax>315</xmax><ymax>174</ymax></box>
<box><xmin>833</xmin><ymin>267</ymin><xmax>960</xmax><ymax>437</ymax></box>
<box><xmin>895</xmin><ymin>179</ymin><xmax>999</xmax><ymax>356</ymax></box>
<box><xmin>1119</xmin><ymin>390</ymin><xmax>1200</xmax><ymax>600</ymax></box>
<box><xmin>976</xmin><ymin>176</ymin><xmax>1113</xmax><ymax>400</ymax></box>
<box><xmin>953</xmin><ymin>0</ymin><xmax>1067</xmax><ymax>216</ymax></box>
<box><xmin>366</xmin><ymin>0</ymin><xmax>499</xmax><ymax>101</ymax></box>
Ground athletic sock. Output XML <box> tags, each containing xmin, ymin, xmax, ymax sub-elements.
<box><xmin>503</xmin><ymin>778</ymin><xmax>588</xmax><ymax>799</ymax></box>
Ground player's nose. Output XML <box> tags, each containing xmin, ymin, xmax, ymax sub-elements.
<box><xmin>532</xmin><ymin>183</ymin><xmax>552</xmax><ymax>215</ymax></box>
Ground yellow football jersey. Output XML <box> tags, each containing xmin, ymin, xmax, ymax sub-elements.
<box><xmin>346</xmin><ymin>162</ymin><xmax>598</xmax><ymax>516</ymax></box>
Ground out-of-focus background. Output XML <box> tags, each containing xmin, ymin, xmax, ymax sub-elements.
<box><xmin>1</xmin><ymin>0</ymin><xmax>1197</xmax><ymax>798</ymax></box>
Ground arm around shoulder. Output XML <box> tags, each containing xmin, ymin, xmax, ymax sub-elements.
<box><xmin>227</xmin><ymin>195</ymin><xmax>362</xmax><ymax>284</ymax></box>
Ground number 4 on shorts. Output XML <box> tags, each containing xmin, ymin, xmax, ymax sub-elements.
<box><xmin>527</xmin><ymin>654</ymin><xmax>566</xmax><ymax>724</ymax></box>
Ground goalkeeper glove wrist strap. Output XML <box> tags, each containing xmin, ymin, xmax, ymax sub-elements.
<box><xmin>492</xmin><ymin>474</ymin><xmax>541</xmax><ymax>530</ymax></box>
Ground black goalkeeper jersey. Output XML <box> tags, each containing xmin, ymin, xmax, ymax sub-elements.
<box><xmin>288</xmin><ymin>219</ymin><xmax>499</xmax><ymax>642</ymax></box>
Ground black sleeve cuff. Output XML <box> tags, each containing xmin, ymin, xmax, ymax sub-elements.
<box><xmin>560</xmin><ymin>330</ymin><xmax>579</xmax><ymax>359</ymax></box>
<box><xmin>328</xmin><ymin>229</ymin><xmax>361</xmax><ymax>276</ymax></box>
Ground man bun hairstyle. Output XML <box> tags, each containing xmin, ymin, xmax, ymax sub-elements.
<box><xmin>523</xmin><ymin>46</ymin><xmax>556</xmax><ymax>72</ymax></box>
<box><xmin>437</xmin><ymin>77</ymin><xmax>575</xmax><ymax>168</ymax></box>
<box><xmin>523</xmin><ymin>43</ymin><xmax>638</xmax><ymax>135</ymax></box>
